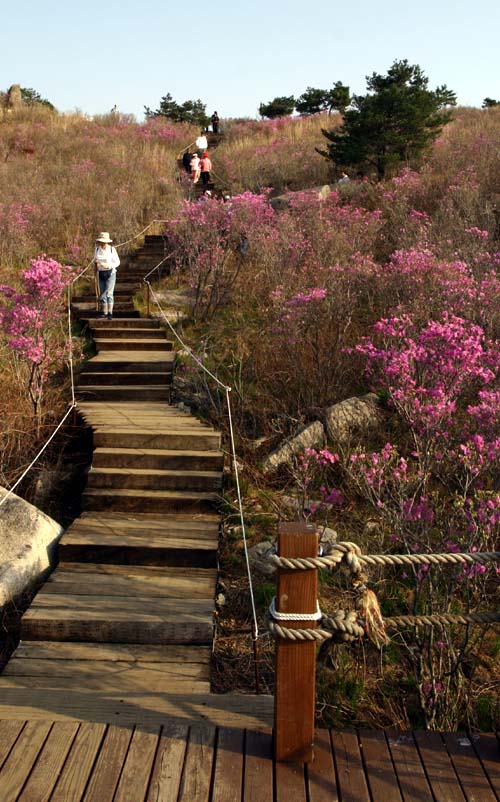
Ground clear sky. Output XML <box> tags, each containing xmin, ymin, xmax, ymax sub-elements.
<box><xmin>3</xmin><ymin>0</ymin><xmax>498</xmax><ymax>119</ymax></box>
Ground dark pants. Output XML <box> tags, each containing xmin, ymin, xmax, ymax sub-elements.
<box><xmin>201</xmin><ymin>171</ymin><xmax>211</xmax><ymax>186</ymax></box>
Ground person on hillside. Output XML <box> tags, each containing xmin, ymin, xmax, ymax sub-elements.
<box><xmin>189</xmin><ymin>153</ymin><xmax>201</xmax><ymax>183</ymax></box>
<box><xmin>182</xmin><ymin>151</ymin><xmax>193</xmax><ymax>173</ymax></box>
<box><xmin>211</xmin><ymin>111</ymin><xmax>219</xmax><ymax>133</ymax></box>
<box><xmin>93</xmin><ymin>232</ymin><xmax>120</xmax><ymax>319</ymax></box>
<box><xmin>338</xmin><ymin>172</ymin><xmax>350</xmax><ymax>184</ymax></box>
<box><xmin>196</xmin><ymin>130</ymin><xmax>208</xmax><ymax>156</ymax></box>
<box><xmin>200</xmin><ymin>152</ymin><xmax>212</xmax><ymax>187</ymax></box>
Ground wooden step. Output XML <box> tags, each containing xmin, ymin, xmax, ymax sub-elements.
<box><xmin>91</xmin><ymin>328</ymin><xmax>167</xmax><ymax>339</ymax></box>
<box><xmin>0</xmin><ymin>688</ymin><xmax>274</xmax><ymax>727</ymax></box>
<box><xmin>2</xmin><ymin>641</ymin><xmax>211</xmax><ymax>693</ymax></box>
<box><xmin>87</xmin><ymin>318</ymin><xmax>159</xmax><ymax>329</ymax></box>
<box><xmin>91</xmin><ymin>427</ymin><xmax>220</xmax><ymax>450</ymax></box>
<box><xmin>20</xmin><ymin>594</ymin><xmax>214</xmax><ymax>645</ymax></box>
<box><xmin>92</xmin><ymin>446</ymin><xmax>224</xmax><ymax>471</ymax></box>
<box><xmin>86</xmin><ymin>466</ymin><xmax>223</xmax><ymax>491</ymax></box>
<box><xmin>76</xmin><ymin>386</ymin><xmax>172</xmax><ymax>402</ymax></box>
<box><xmin>59</xmin><ymin>515</ymin><xmax>218</xmax><ymax>566</ymax></box>
<box><xmin>41</xmin><ymin>563</ymin><xmax>217</xmax><ymax>599</ymax></box>
<box><xmin>82</xmin><ymin>487</ymin><xmax>219</xmax><ymax>514</ymax></box>
<box><xmin>78</xmin><ymin>372</ymin><xmax>172</xmax><ymax>386</ymax></box>
<box><xmin>94</xmin><ymin>338</ymin><xmax>173</xmax><ymax>352</ymax></box>
<box><xmin>81</xmin><ymin>356</ymin><xmax>174</xmax><ymax>372</ymax></box>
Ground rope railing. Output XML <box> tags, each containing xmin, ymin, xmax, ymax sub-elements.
<box><xmin>267</xmin><ymin>537</ymin><xmax>500</xmax><ymax>646</ymax></box>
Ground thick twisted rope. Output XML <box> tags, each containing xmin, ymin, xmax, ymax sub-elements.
<box><xmin>269</xmin><ymin>546</ymin><xmax>500</xmax><ymax>573</ymax></box>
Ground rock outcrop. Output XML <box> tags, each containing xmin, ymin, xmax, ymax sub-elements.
<box><xmin>261</xmin><ymin>420</ymin><xmax>325</xmax><ymax>474</ymax></box>
<box><xmin>324</xmin><ymin>393</ymin><xmax>382</xmax><ymax>448</ymax></box>
<box><xmin>0</xmin><ymin>487</ymin><xmax>62</xmax><ymax>607</ymax></box>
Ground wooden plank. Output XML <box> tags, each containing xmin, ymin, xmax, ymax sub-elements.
<box><xmin>13</xmin><ymin>642</ymin><xmax>210</xmax><ymax>664</ymax></box>
<box><xmin>330</xmin><ymin>731</ymin><xmax>371</xmax><ymax>802</ymax></box>
<box><xmin>358</xmin><ymin>730</ymin><xmax>403</xmax><ymax>802</ymax></box>
<box><xmin>443</xmin><ymin>733</ymin><xmax>498</xmax><ymax>802</ymax></box>
<box><xmin>275</xmin><ymin>522</ymin><xmax>318</xmax><ymax>763</ymax></box>
<box><xmin>471</xmin><ymin>734</ymin><xmax>500</xmax><ymax>796</ymax></box>
<box><xmin>0</xmin><ymin>720</ymin><xmax>25</xmax><ymax>770</ymax></box>
<box><xmin>81</xmin><ymin>725</ymin><xmax>133</xmax><ymax>802</ymax></box>
<box><xmin>307</xmin><ymin>728</ymin><xmax>339</xmax><ymax>802</ymax></box>
<box><xmin>0</xmin><ymin>720</ymin><xmax>52</xmax><ymax>802</ymax></box>
<box><xmin>146</xmin><ymin>723</ymin><xmax>189</xmax><ymax>802</ymax></box>
<box><xmin>385</xmin><ymin>730</ymin><xmax>432</xmax><ymax>802</ymax></box>
<box><xmin>414</xmin><ymin>731</ymin><xmax>467</xmax><ymax>802</ymax></box>
<box><xmin>1</xmin><ymin>660</ymin><xmax>209</xmax><ymax>693</ymax></box>
<box><xmin>41</xmin><ymin>565</ymin><xmax>216</xmax><ymax>599</ymax></box>
<box><xmin>17</xmin><ymin>722</ymin><xmax>79</xmax><ymax>802</ymax></box>
<box><xmin>276</xmin><ymin>760</ymin><xmax>307</xmax><ymax>802</ymax></box>
<box><xmin>211</xmin><ymin>727</ymin><xmax>244</xmax><ymax>802</ymax></box>
<box><xmin>113</xmin><ymin>726</ymin><xmax>159</xmax><ymax>802</ymax></box>
<box><xmin>177</xmin><ymin>725</ymin><xmax>215</xmax><ymax>802</ymax></box>
<box><xmin>244</xmin><ymin>730</ymin><xmax>273</xmax><ymax>802</ymax></box>
<box><xmin>50</xmin><ymin>723</ymin><xmax>107</xmax><ymax>802</ymax></box>
<box><xmin>0</xmin><ymin>689</ymin><xmax>274</xmax><ymax>729</ymax></box>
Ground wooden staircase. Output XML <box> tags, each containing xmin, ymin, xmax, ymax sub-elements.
<box><xmin>0</xmin><ymin>260</ymin><xmax>272</xmax><ymax>728</ymax></box>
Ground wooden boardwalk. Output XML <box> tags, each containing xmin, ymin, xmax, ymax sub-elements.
<box><xmin>0</xmin><ymin>721</ymin><xmax>498</xmax><ymax>802</ymax></box>
<box><xmin>0</xmin><ymin>239</ymin><xmax>272</xmax><ymax>728</ymax></box>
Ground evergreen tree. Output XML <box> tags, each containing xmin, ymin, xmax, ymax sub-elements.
<box><xmin>482</xmin><ymin>97</ymin><xmax>499</xmax><ymax>108</ymax></box>
<box><xmin>295</xmin><ymin>87</ymin><xmax>329</xmax><ymax>115</ymax></box>
<box><xmin>258</xmin><ymin>96</ymin><xmax>295</xmax><ymax>119</ymax></box>
<box><xmin>320</xmin><ymin>60</ymin><xmax>456</xmax><ymax>180</ymax></box>
<box><xmin>144</xmin><ymin>93</ymin><xmax>209</xmax><ymax>127</ymax></box>
<box><xmin>326</xmin><ymin>81</ymin><xmax>350</xmax><ymax>114</ymax></box>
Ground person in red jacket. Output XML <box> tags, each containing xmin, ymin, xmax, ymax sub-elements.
<box><xmin>200</xmin><ymin>152</ymin><xmax>212</xmax><ymax>187</ymax></box>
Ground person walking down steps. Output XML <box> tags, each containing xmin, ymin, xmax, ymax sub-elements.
<box><xmin>200</xmin><ymin>152</ymin><xmax>212</xmax><ymax>187</ymax></box>
<box><xmin>196</xmin><ymin>130</ymin><xmax>208</xmax><ymax>156</ymax></box>
<box><xmin>93</xmin><ymin>231</ymin><xmax>120</xmax><ymax>319</ymax></box>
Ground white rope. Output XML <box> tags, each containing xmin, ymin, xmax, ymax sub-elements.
<box><xmin>147</xmin><ymin>283</ymin><xmax>230</xmax><ymax>390</ymax></box>
<box><xmin>226</xmin><ymin>387</ymin><xmax>259</xmax><ymax>638</ymax></box>
<box><xmin>146</xmin><ymin>285</ymin><xmax>259</xmax><ymax>639</ymax></box>
<box><xmin>0</xmin><ymin>404</ymin><xmax>76</xmax><ymax>508</ymax></box>
<box><xmin>269</xmin><ymin>597</ymin><xmax>322</xmax><ymax>622</ymax></box>
<box><xmin>113</xmin><ymin>219</ymin><xmax>169</xmax><ymax>250</ymax></box>
<box><xmin>143</xmin><ymin>251</ymin><xmax>177</xmax><ymax>282</ymax></box>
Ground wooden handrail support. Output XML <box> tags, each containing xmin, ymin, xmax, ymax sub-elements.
<box><xmin>274</xmin><ymin>521</ymin><xmax>319</xmax><ymax>763</ymax></box>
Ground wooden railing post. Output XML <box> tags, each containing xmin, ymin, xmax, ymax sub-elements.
<box><xmin>274</xmin><ymin>521</ymin><xmax>319</xmax><ymax>763</ymax></box>
<box><xmin>146</xmin><ymin>282</ymin><xmax>151</xmax><ymax>318</ymax></box>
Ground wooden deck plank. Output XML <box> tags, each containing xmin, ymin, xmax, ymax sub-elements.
<box><xmin>13</xmin><ymin>641</ymin><xmax>211</xmax><ymax>664</ymax></box>
<box><xmin>0</xmin><ymin>720</ymin><xmax>52</xmax><ymax>802</ymax></box>
<box><xmin>0</xmin><ymin>720</ymin><xmax>25</xmax><ymax>770</ymax></box>
<box><xmin>113</xmin><ymin>725</ymin><xmax>159</xmax><ymax>802</ymax></box>
<box><xmin>178</xmin><ymin>725</ymin><xmax>215</xmax><ymax>802</ymax></box>
<box><xmin>146</xmin><ymin>723</ymin><xmax>189</xmax><ymax>802</ymax></box>
<box><xmin>414</xmin><ymin>731</ymin><xmax>467</xmax><ymax>802</ymax></box>
<box><xmin>17</xmin><ymin>722</ymin><xmax>79</xmax><ymax>802</ymax></box>
<box><xmin>275</xmin><ymin>760</ymin><xmax>307</xmax><ymax>802</ymax></box>
<box><xmin>49</xmin><ymin>722</ymin><xmax>107</xmax><ymax>802</ymax></box>
<box><xmin>385</xmin><ymin>730</ymin><xmax>433</xmax><ymax>802</ymax></box>
<box><xmin>330</xmin><ymin>731</ymin><xmax>371</xmax><ymax>802</ymax></box>
<box><xmin>244</xmin><ymin>730</ymin><xmax>274</xmax><ymax>802</ymax></box>
<box><xmin>443</xmin><ymin>733</ymin><xmax>498</xmax><ymax>802</ymax></box>
<box><xmin>307</xmin><ymin>728</ymin><xmax>338</xmax><ymax>802</ymax></box>
<box><xmin>358</xmin><ymin>730</ymin><xmax>403</xmax><ymax>802</ymax></box>
<box><xmin>81</xmin><ymin>725</ymin><xmax>133</xmax><ymax>802</ymax></box>
<box><xmin>211</xmin><ymin>728</ymin><xmax>244</xmax><ymax>802</ymax></box>
<box><xmin>471</xmin><ymin>734</ymin><xmax>500</xmax><ymax>796</ymax></box>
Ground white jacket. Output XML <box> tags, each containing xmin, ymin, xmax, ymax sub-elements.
<box><xmin>94</xmin><ymin>245</ymin><xmax>120</xmax><ymax>272</ymax></box>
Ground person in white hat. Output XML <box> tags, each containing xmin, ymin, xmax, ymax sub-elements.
<box><xmin>93</xmin><ymin>232</ymin><xmax>120</xmax><ymax>319</ymax></box>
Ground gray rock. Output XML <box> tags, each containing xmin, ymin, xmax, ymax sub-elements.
<box><xmin>0</xmin><ymin>487</ymin><xmax>63</xmax><ymax>608</ymax></box>
<box><xmin>324</xmin><ymin>393</ymin><xmax>382</xmax><ymax>448</ymax></box>
<box><xmin>248</xmin><ymin>541</ymin><xmax>277</xmax><ymax>576</ymax></box>
<box><xmin>262</xmin><ymin>420</ymin><xmax>325</xmax><ymax>474</ymax></box>
<box><xmin>319</xmin><ymin>526</ymin><xmax>338</xmax><ymax>553</ymax></box>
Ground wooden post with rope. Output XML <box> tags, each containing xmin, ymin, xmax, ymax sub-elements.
<box><xmin>274</xmin><ymin>521</ymin><xmax>319</xmax><ymax>763</ymax></box>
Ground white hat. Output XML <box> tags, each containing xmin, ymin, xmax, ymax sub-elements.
<box><xmin>96</xmin><ymin>231</ymin><xmax>113</xmax><ymax>243</ymax></box>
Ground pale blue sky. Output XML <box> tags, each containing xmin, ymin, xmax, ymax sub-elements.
<box><xmin>3</xmin><ymin>0</ymin><xmax>499</xmax><ymax>119</ymax></box>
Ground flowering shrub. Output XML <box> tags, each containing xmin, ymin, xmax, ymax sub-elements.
<box><xmin>0</xmin><ymin>256</ymin><xmax>74</xmax><ymax>420</ymax></box>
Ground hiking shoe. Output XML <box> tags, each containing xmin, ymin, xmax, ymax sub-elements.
<box><xmin>106</xmin><ymin>313</ymin><xmax>113</xmax><ymax>320</ymax></box>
